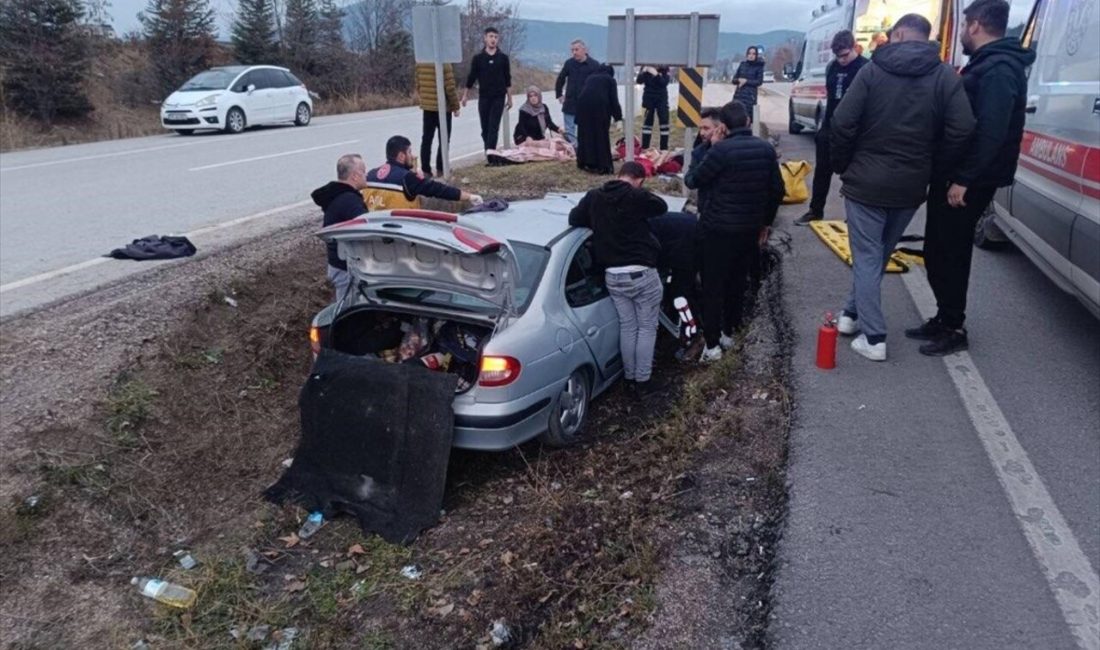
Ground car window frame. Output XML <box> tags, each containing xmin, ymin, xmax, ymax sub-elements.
<box><xmin>252</xmin><ymin>69</ymin><xmax>279</xmax><ymax>90</ymax></box>
<box><xmin>563</xmin><ymin>236</ymin><xmax>609</xmax><ymax>308</ymax></box>
<box><xmin>233</xmin><ymin>71</ymin><xmax>255</xmax><ymax>93</ymax></box>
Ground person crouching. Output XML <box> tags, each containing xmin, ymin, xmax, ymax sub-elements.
<box><xmin>569</xmin><ymin>161</ymin><xmax>668</xmax><ymax>394</ymax></box>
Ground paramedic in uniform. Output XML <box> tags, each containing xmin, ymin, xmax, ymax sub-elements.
<box><xmin>364</xmin><ymin>136</ymin><xmax>482</xmax><ymax>211</ymax></box>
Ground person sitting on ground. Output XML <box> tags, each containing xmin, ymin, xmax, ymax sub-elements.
<box><xmin>569</xmin><ymin>161</ymin><xmax>668</xmax><ymax>394</ymax></box>
<box><xmin>363</xmin><ymin>136</ymin><xmax>482</xmax><ymax>212</ymax></box>
<box><xmin>312</xmin><ymin>153</ymin><xmax>368</xmax><ymax>300</ymax></box>
<box><xmin>575</xmin><ymin>64</ymin><xmax>623</xmax><ymax>175</ymax></box>
<box><xmin>513</xmin><ymin>86</ymin><xmax>562</xmax><ymax>144</ymax></box>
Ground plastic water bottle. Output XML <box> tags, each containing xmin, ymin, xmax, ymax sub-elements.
<box><xmin>132</xmin><ymin>576</ymin><xmax>197</xmax><ymax>609</ymax></box>
<box><xmin>298</xmin><ymin>511</ymin><xmax>324</xmax><ymax>540</ymax></box>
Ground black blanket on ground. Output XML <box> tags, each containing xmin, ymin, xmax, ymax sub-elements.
<box><xmin>107</xmin><ymin>235</ymin><xmax>197</xmax><ymax>260</ymax></box>
<box><xmin>264</xmin><ymin>349</ymin><xmax>456</xmax><ymax>544</ymax></box>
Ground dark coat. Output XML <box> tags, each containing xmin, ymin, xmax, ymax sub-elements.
<box><xmin>951</xmin><ymin>38</ymin><xmax>1035</xmax><ymax>188</ymax></box>
<box><xmin>465</xmin><ymin>49</ymin><xmax>511</xmax><ymax>98</ymax></box>
<box><xmin>830</xmin><ymin>41</ymin><xmax>975</xmax><ymax>208</ymax></box>
<box><xmin>555</xmin><ymin>56</ymin><xmax>602</xmax><ymax>115</ymax></box>
<box><xmin>649</xmin><ymin>211</ymin><xmax>698</xmax><ymax>271</ymax></box>
<box><xmin>513</xmin><ymin>104</ymin><xmax>560</xmax><ymax>144</ymax></box>
<box><xmin>575</xmin><ymin>69</ymin><xmax>622</xmax><ymax>174</ymax></box>
<box><xmin>636</xmin><ymin>69</ymin><xmax>670</xmax><ymax>110</ymax></box>
<box><xmin>568</xmin><ymin>180</ymin><xmax>668</xmax><ymax>269</ymax></box>
<box><xmin>822</xmin><ymin>55</ymin><xmax>868</xmax><ymax>130</ymax></box>
<box><xmin>312</xmin><ymin>181</ymin><xmax>366</xmax><ymax>270</ymax></box>
<box><xmin>732</xmin><ymin>59</ymin><xmax>765</xmax><ymax>107</ymax></box>
<box><xmin>684</xmin><ymin>128</ymin><xmax>785</xmax><ymax>235</ymax></box>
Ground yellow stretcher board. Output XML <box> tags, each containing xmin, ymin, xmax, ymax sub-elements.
<box><xmin>808</xmin><ymin>220</ymin><xmax>920</xmax><ymax>273</ymax></box>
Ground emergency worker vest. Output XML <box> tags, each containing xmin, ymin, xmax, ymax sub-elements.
<box><xmin>362</xmin><ymin>162</ymin><xmax>422</xmax><ymax>211</ymax></box>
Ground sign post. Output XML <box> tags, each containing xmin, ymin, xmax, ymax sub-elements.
<box><xmin>412</xmin><ymin>6</ymin><xmax>462</xmax><ymax>178</ymax></box>
<box><xmin>623</xmin><ymin>9</ymin><xmax>636</xmax><ymax>162</ymax></box>
<box><xmin>682</xmin><ymin>12</ymin><xmax>700</xmax><ymax>179</ymax></box>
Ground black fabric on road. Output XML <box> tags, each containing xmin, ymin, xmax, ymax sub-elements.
<box><xmin>107</xmin><ymin>235</ymin><xmax>197</xmax><ymax>260</ymax></box>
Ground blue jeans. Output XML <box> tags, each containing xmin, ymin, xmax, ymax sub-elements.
<box><xmin>843</xmin><ymin>198</ymin><xmax>917</xmax><ymax>340</ymax></box>
<box><xmin>606</xmin><ymin>268</ymin><xmax>663</xmax><ymax>382</ymax></box>
<box><xmin>563</xmin><ymin>112</ymin><xmax>577</xmax><ymax>144</ymax></box>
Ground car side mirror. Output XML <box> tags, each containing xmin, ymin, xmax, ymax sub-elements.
<box><xmin>247</xmin><ymin>84</ymin><xmax>256</xmax><ymax>94</ymax></box>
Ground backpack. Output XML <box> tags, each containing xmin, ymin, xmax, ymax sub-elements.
<box><xmin>780</xmin><ymin>160</ymin><xmax>812</xmax><ymax>204</ymax></box>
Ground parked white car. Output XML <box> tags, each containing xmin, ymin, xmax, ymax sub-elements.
<box><xmin>160</xmin><ymin>65</ymin><xmax>313</xmax><ymax>135</ymax></box>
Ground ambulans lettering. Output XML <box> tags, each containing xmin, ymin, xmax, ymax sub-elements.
<box><xmin>1028</xmin><ymin>137</ymin><xmax>1071</xmax><ymax>169</ymax></box>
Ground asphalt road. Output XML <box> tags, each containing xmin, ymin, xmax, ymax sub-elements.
<box><xmin>759</xmin><ymin>84</ymin><xmax>1100</xmax><ymax>649</ymax></box>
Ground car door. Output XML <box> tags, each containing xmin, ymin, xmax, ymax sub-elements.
<box><xmin>253</xmin><ymin>69</ymin><xmax>284</xmax><ymax>123</ymax></box>
<box><xmin>561</xmin><ymin>236</ymin><xmax>622</xmax><ymax>381</ymax></box>
<box><xmin>271</xmin><ymin>70</ymin><xmax>298</xmax><ymax>121</ymax></box>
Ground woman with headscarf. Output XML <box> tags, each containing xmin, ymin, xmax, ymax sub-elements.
<box><xmin>513</xmin><ymin>86</ymin><xmax>561</xmax><ymax>144</ymax></box>
<box><xmin>732</xmin><ymin>46</ymin><xmax>765</xmax><ymax>113</ymax></box>
<box><xmin>575</xmin><ymin>64</ymin><xmax>622</xmax><ymax>175</ymax></box>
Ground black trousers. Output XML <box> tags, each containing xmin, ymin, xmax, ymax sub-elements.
<box><xmin>924</xmin><ymin>183</ymin><xmax>998</xmax><ymax>329</ymax></box>
<box><xmin>420</xmin><ymin>110</ymin><xmax>452</xmax><ymax>175</ymax></box>
<box><xmin>700</xmin><ymin>231</ymin><xmax>758</xmax><ymax>347</ymax></box>
<box><xmin>809</xmin><ymin>129</ymin><xmax>833</xmax><ymax>217</ymax></box>
<box><xmin>478</xmin><ymin>95</ymin><xmax>506</xmax><ymax>150</ymax></box>
<box><xmin>642</xmin><ymin>103</ymin><xmax>670</xmax><ymax>150</ymax></box>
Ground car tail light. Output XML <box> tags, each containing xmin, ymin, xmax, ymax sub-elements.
<box><xmin>453</xmin><ymin>226</ymin><xmax>501</xmax><ymax>254</ymax></box>
<box><xmin>309</xmin><ymin>325</ymin><xmax>323</xmax><ymax>356</ymax></box>
<box><xmin>478</xmin><ymin>355</ymin><xmax>521</xmax><ymax>387</ymax></box>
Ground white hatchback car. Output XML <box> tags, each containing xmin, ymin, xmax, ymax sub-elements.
<box><xmin>160</xmin><ymin>65</ymin><xmax>313</xmax><ymax>135</ymax></box>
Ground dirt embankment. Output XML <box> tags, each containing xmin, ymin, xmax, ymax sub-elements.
<box><xmin>0</xmin><ymin>218</ymin><xmax>792</xmax><ymax>648</ymax></box>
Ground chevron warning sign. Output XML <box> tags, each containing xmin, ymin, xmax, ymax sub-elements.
<box><xmin>677</xmin><ymin>67</ymin><xmax>704</xmax><ymax>128</ymax></box>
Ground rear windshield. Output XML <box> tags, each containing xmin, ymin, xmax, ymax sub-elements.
<box><xmin>179</xmin><ymin>70</ymin><xmax>237</xmax><ymax>91</ymax></box>
<box><xmin>372</xmin><ymin>241</ymin><xmax>549</xmax><ymax>314</ymax></box>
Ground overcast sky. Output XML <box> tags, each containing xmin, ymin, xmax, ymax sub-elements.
<box><xmin>108</xmin><ymin>0</ymin><xmax>818</xmax><ymax>38</ymax></box>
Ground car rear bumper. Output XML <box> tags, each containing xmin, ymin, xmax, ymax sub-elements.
<box><xmin>451</xmin><ymin>379</ymin><xmax>564</xmax><ymax>451</ymax></box>
<box><xmin>161</xmin><ymin>108</ymin><xmax>220</xmax><ymax>129</ymax></box>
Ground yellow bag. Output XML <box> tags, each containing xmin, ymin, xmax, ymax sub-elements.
<box><xmin>781</xmin><ymin>160</ymin><xmax>812</xmax><ymax>204</ymax></box>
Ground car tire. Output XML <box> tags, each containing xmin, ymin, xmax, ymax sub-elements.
<box><xmin>177</xmin><ymin>129</ymin><xmax>195</xmax><ymax>136</ymax></box>
<box><xmin>295</xmin><ymin>102</ymin><xmax>311</xmax><ymax>126</ymax></box>
<box><xmin>974</xmin><ymin>205</ymin><xmax>1008</xmax><ymax>250</ymax></box>
<box><xmin>540</xmin><ymin>369</ymin><xmax>590</xmax><ymax>448</ymax></box>
<box><xmin>224</xmin><ymin>107</ymin><xmax>246</xmax><ymax>134</ymax></box>
<box><xmin>788</xmin><ymin>102</ymin><xmax>803</xmax><ymax>135</ymax></box>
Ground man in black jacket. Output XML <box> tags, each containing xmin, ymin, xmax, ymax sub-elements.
<box><xmin>830</xmin><ymin>14</ymin><xmax>975</xmax><ymax>362</ymax></box>
<box><xmin>796</xmin><ymin>30</ymin><xmax>868</xmax><ymax>225</ymax></box>
<box><xmin>685</xmin><ymin>101</ymin><xmax>785</xmax><ymax>363</ymax></box>
<box><xmin>311</xmin><ymin>153</ymin><xmax>368</xmax><ymax>300</ymax></box>
<box><xmin>555</xmin><ymin>40</ymin><xmax>601</xmax><ymax>144</ymax></box>
<box><xmin>636</xmin><ymin>66</ymin><xmax>670</xmax><ymax>149</ymax></box>
<box><xmin>462</xmin><ymin>27</ymin><xmax>512</xmax><ymax>152</ymax></box>
<box><xmin>908</xmin><ymin>0</ymin><xmax>1035</xmax><ymax>356</ymax></box>
<box><xmin>569</xmin><ymin>162</ymin><xmax>668</xmax><ymax>392</ymax></box>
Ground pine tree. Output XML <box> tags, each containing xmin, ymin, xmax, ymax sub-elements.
<box><xmin>317</xmin><ymin>0</ymin><xmax>344</xmax><ymax>49</ymax></box>
<box><xmin>232</xmin><ymin>0</ymin><xmax>277</xmax><ymax>64</ymax></box>
<box><xmin>0</xmin><ymin>0</ymin><xmax>94</xmax><ymax>122</ymax></box>
<box><xmin>140</xmin><ymin>0</ymin><xmax>218</xmax><ymax>95</ymax></box>
<box><xmin>282</xmin><ymin>0</ymin><xmax>319</xmax><ymax>74</ymax></box>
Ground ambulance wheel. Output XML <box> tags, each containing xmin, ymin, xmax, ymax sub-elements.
<box><xmin>788</xmin><ymin>102</ymin><xmax>803</xmax><ymax>134</ymax></box>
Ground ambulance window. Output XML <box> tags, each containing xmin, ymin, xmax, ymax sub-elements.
<box><xmin>1005</xmin><ymin>0</ymin><xmax>1038</xmax><ymax>39</ymax></box>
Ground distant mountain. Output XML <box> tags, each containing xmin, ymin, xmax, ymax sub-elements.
<box><xmin>515</xmin><ymin>18</ymin><xmax>801</xmax><ymax>70</ymax></box>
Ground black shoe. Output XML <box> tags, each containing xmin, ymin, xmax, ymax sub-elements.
<box><xmin>919</xmin><ymin>328</ymin><xmax>969</xmax><ymax>356</ymax></box>
<box><xmin>794</xmin><ymin>211</ymin><xmax>822</xmax><ymax>226</ymax></box>
<box><xmin>634</xmin><ymin>376</ymin><xmax>665</xmax><ymax>397</ymax></box>
<box><xmin>904</xmin><ymin>317</ymin><xmax>949</xmax><ymax>341</ymax></box>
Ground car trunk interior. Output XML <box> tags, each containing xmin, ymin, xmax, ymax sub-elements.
<box><xmin>328</xmin><ymin>306</ymin><xmax>491</xmax><ymax>394</ymax></box>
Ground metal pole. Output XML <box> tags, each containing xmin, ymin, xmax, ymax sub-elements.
<box><xmin>501</xmin><ymin>96</ymin><xmax>511</xmax><ymax>150</ymax></box>
<box><xmin>624</xmin><ymin>8</ymin><xmax>636</xmax><ymax>163</ymax></box>
<box><xmin>431</xmin><ymin>8</ymin><xmax>451</xmax><ymax>178</ymax></box>
<box><xmin>682</xmin><ymin>12</ymin><xmax>699</xmax><ymax>197</ymax></box>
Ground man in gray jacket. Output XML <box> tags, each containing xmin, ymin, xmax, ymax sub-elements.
<box><xmin>830</xmin><ymin>13</ymin><xmax>975</xmax><ymax>361</ymax></box>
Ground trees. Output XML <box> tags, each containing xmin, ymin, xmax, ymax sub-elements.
<box><xmin>139</xmin><ymin>0</ymin><xmax>219</xmax><ymax>96</ymax></box>
<box><xmin>281</xmin><ymin>0</ymin><xmax>319</xmax><ymax>74</ymax></box>
<box><xmin>232</xmin><ymin>0</ymin><xmax>277</xmax><ymax>64</ymax></box>
<box><xmin>0</xmin><ymin>0</ymin><xmax>94</xmax><ymax>122</ymax></box>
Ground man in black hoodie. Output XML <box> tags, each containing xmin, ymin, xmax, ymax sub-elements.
<box><xmin>311</xmin><ymin>153</ymin><xmax>368</xmax><ymax>300</ymax></box>
<box><xmin>569</xmin><ymin>162</ymin><xmax>668</xmax><ymax>392</ymax></box>
<box><xmin>830</xmin><ymin>14</ymin><xmax>975</xmax><ymax>362</ymax></box>
<box><xmin>908</xmin><ymin>0</ymin><xmax>1035</xmax><ymax>356</ymax></box>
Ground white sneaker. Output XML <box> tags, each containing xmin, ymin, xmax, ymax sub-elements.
<box><xmin>719</xmin><ymin>333</ymin><xmax>735</xmax><ymax>351</ymax></box>
<box><xmin>851</xmin><ymin>334</ymin><xmax>886</xmax><ymax>362</ymax></box>
<box><xmin>700</xmin><ymin>345</ymin><xmax>723</xmax><ymax>363</ymax></box>
<box><xmin>837</xmin><ymin>313</ymin><xmax>859</xmax><ymax>336</ymax></box>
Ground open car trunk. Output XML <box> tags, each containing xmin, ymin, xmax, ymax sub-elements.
<box><xmin>328</xmin><ymin>305</ymin><xmax>491</xmax><ymax>394</ymax></box>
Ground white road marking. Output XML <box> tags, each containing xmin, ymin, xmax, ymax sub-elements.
<box><xmin>188</xmin><ymin>139</ymin><xmax>359</xmax><ymax>171</ymax></box>
<box><xmin>0</xmin><ymin>199</ymin><xmax>314</xmax><ymax>294</ymax></box>
<box><xmin>0</xmin><ymin>140</ymin><xmax>213</xmax><ymax>172</ymax></box>
<box><xmin>901</xmin><ymin>268</ymin><xmax>1100</xmax><ymax>650</ymax></box>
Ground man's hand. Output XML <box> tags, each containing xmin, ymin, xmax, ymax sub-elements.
<box><xmin>947</xmin><ymin>183</ymin><xmax>967</xmax><ymax>208</ymax></box>
<box><xmin>557</xmin><ymin>95</ymin><xmax>564</xmax><ymax>104</ymax></box>
<box><xmin>736</xmin><ymin>78</ymin><xmax>746</xmax><ymax>87</ymax></box>
<box><xmin>506</xmin><ymin>95</ymin><xmax>513</xmax><ymax>109</ymax></box>
<box><xmin>469</xmin><ymin>193</ymin><xmax>484</xmax><ymax>206</ymax></box>
<box><xmin>460</xmin><ymin>91</ymin><xmax>468</xmax><ymax>108</ymax></box>
<box><xmin>758</xmin><ymin>226</ymin><xmax>771</xmax><ymax>248</ymax></box>
<box><xmin>453</xmin><ymin>108</ymin><xmax>460</xmax><ymax>118</ymax></box>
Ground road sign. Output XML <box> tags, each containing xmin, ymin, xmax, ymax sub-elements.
<box><xmin>411</xmin><ymin>5</ymin><xmax>461</xmax><ymax>178</ymax></box>
<box><xmin>606</xmin><ymin>14</ymin><xmax>720</xmax><ymax>66</ymax></box>
<box><xmin>677</xmin><ymin>67</ymin><xmax>704</xmax><ymax>128</ymax></box>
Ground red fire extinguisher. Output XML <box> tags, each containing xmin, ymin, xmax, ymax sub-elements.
<box><xmin>816</xmin><ymin>311</ymin><xmax>838</xmax><ymax>370</ymax></box>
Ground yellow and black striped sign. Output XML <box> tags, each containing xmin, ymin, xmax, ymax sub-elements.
<box><xmin>677</xmin><ymin>67</ymin><xmax>704</xmax><ymax>128</ymax></box>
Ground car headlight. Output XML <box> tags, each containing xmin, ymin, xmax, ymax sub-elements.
<box><xmin>194</xmin><ymin>94</ymin><xmax>221</xmax><ymax>108</ymax></box>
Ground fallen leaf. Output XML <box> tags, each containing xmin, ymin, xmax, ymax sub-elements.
<box><xmin>428</xmin><ymin>602</ymin><xmax>455</xmax><ymax>618</ymax></box>
<box><xmin>573</xmin><ymin>640</ymin><xmax>586</xmax><ymax>649</ymax></box>
<box><xmin>335</xmin><ymin>560</ymin><xmax>355</xmax><ymax>571</ymax></box>
<box><xmin>319</xmin><ymin>560</ymin><xmax>332</xmax><ymax>568</ymax></box>
<box><xmin>179</xmin><ymin>612</ymin><xmax>192</xmax><ymax>632</ymax></box>
<box><xmin>500</xmin><ymin>551</ymin><xmax>515</xmax><ymax>566</ymax></box>
<box><xmin>277</xmin><ymin>533</ymin><xmax>300</xmax><ymax>548</ymax></box>
<box><xmin>356</xmin><ymin>563</ymin><xmax>370</xmax><ymax>574</ymax></box>
<box><xmin>284</xmin><ymin>580</ymin><xmax>307</xmax><ymax>593</ymax></box>
<box><xmin>260</xmin><ymin>550</ymin><xmax>281</xmax><ymax>559</ymax></box>
<box><xmin>478</xmin><ymin>538</ymin><xmax>494</xmax><ymax>548</ymax></box>
<box><xmin>346</xmin><ymin>544</ymin><xmax>366</xmax><ymax>557</ymax></box>
<box><xmin>538</xmin><ymin>591</ymin><xmax>556</xmax><ymax>604</ymax></box>
<box><xmin>466</xmin><ymin>590</ymin><xmax>483</xmax><ymax>606</ymax></box>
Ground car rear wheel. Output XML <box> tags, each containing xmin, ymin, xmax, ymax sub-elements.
<box><xmin>224</xmin><ymin>107</ymin><xmax>246</xmax><ymax>134</ymax></box>
<box><xmin>540</xmin><ymin>369</ymin><xmax>590</xmax><ymax>447</ymax></box>
<box><xmin>177</xmin><ymin>129</ymin><xmax>194</xmax><ymax>136</ymax></box>
<box><xmin>295</xmin><ymin>102</ymin><xmax>311</xmax><ymax>126</ymax></box>
<box><xmin>788</xmin><ymin>102</ymin><xmax>803</xmax><ymax>134</ymax></box>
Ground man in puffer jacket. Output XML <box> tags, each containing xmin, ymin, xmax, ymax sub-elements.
<box><xmin>908</xmin><ymin>0</ymin><xmax>1035</xmax><ymax>356</ymax></box>
<box><xmin>830</xmin><ymin>14</ymin><xmax>975</xmax><ymax>362</ymax></box>
<box><xmin>415</xmin><ymin>63</ymin><xmax>460</xmax><ymax>177</ymax></box>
